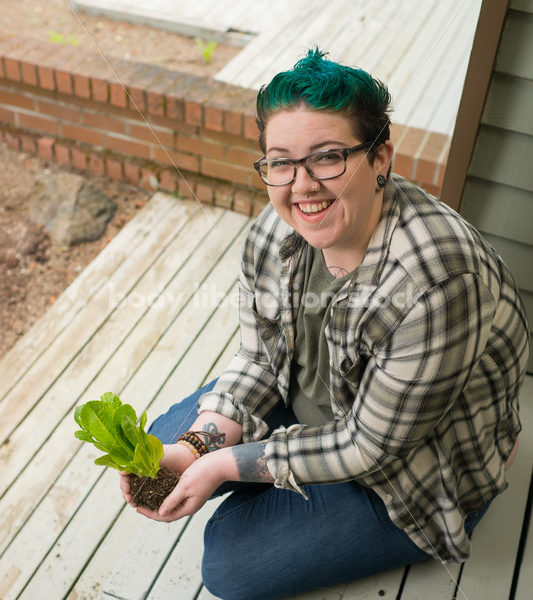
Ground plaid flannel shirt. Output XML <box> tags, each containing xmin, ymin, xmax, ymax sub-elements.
<box><xmin>198</xmin><ymin>174</ymin><xmax>529</xmax><ymax>562</ymax></box>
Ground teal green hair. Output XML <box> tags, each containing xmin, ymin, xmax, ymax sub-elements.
<box><xmin>256</xmin><ymin>48</ymin><xmax>391</xmax><ymax>161</ymax></box>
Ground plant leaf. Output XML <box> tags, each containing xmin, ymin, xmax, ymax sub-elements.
<box><xmin>74</xmin><ymin>430</ymin><xmax>94</xmax><ymax>443</ymax></box>
<box><xmin>74</xmin><ymin>405</ymin><xmax>84</xmax><ymax>428</ymax></box>
<box><xmin>101</xmin><ymin>392</ymin><xmax>122</xmax><ymax>410</ymax></box>
<box><xmin>94</xmin><ymin>454</ymin><xmax>124</xmax><ymax>471</ymax></box>
<box><xmin>121</xmin><ymin>414</ymin><xmax>139</xmax><ymax>448</ymax></box>
<box><xmin>79</xmin><ymin>401</ymin><xmax>117</xmax><ymax>450</ymax></box>
<box><xmin>133</xmin><ymin>443</ymin><xmax>154</xmax><ymax>477</ymax></box>
<box><xmin>146</xmin><ymin>434</ymin><xmax>164</xmax><ymax>472</ymax></box>
<box><xmin>139</xmin><ymin>410</ymin><xmax>147</xmax><ymax>431</ymax></box>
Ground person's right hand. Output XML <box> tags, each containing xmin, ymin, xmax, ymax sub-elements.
<box><xmin>119</xmin><ymin>442</ymin><xmax>197</xmax><ymax>506</ymax></box>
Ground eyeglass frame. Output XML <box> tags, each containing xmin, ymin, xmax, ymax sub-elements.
<box><xmin>253</xmin><ymin>142</ymin><xmax>374</xmax><ymax>187</ymax></box>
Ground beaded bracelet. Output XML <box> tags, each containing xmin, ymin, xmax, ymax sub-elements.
<box><xmin>177</xmin><ymin>432</ymin><xmax>208</xmax><ymax>457</ymax></box>
<box><xmin>177</xmin><ymin>439</ymin><xmax>201</xmax><ymax>459</ymax></box>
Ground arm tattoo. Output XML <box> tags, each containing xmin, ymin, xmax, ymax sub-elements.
<box><xmin>231</xmin><ymin>442</ymin><xmax>272</xmax><ymax>483</ymax></box>
<box><xmin>200</xmin><ymin>422</ymin><xmax>226</xmax><ymax>452</ymax></box>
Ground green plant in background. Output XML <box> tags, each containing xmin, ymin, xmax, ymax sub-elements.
<box><xmin>74</xmin><ymin>392</ymin><xmax>163</xmax><ymax>478</ymax></box>
<box><xmin>49</xmin><ymin>30</ymin><xmax>81</xmax><ymax>46</ymax></box>
<box><xmin>195</xmin><ymin>38</ymin><xmax>217</xmax><ymax>64</ymax></box>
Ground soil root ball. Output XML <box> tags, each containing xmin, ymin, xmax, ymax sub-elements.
<box><xmin>128</xmin><ymin>466</ymin><xmax>180</xmax><ymax>511</ymax></box>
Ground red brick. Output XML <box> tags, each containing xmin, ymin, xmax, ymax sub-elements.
<box><xmin>252</xmin><ymin>194</ymin><xmax>269</xmax><ymax>217</ymax></box>
<box><xmin>110</xmin><ymin>82</ymin><xmax>128</xmax><ymax>108</ymax></box>
<box><xmin>38</xmin><ymin>137</ymin><xmax>55</xmax><ymax>161</ymax></box>
<box><xmin>140</xmin><ymin>168</ymin><xmax>158</xmax><ymax>191</ymax></box>
<box><xmin>0</xmin><ymin>89</ymin><xmax>34</xmax><ymax>111</ymax></box>
<box><xmin>38</xmin><ymin>65</ymin><xmax>55</xmax><ymax>91</ymax></box>
<box><xmin>389</xmin><ymin>123</ymin><xmax>405</xmax><ymax>146</ymax></box>
<box><xmin>159</xmin><ymin>169</ymin><xmax>178</xmax><ymax>193</ymax></box>
<box><xmin>184</xmin><ymin>101</ymin><xmax>203</xmax><ymax>127</ymax></box>
<box><xmin>177</xmin><ymin>134</ymin><xmax>224</xmax><ymax>160</ymax></box>
<box><xmin>4</xmin><ymin>57</ymin><xmax>21</xmax><ymax>82</ymax></box>
<box><xmin>73</xmin><ymin>73</ymin><xmax>91</xmax><ymax>99</ymax></box>
<box><xmin>55</xmin><ymin>144</ymin><xmax>71</xmax><ymax>166</ymax></box>
<box><xmin>414</xmin><ymin>131</ymin><xmax>449</xmax><ymax>186</ymax></box>
<box><xmin>129</xmin><ymin>123</ymin><xmax>174</xmax><ymax>148</ymax></box>
<box><xmin>177</xmin><ymin>176</ymin><xmax>196</xmax><ymax>200</ymax></box>
<box><xmin>106</xmin><ymin>157</ymin><xmax>123</xmax><ymax>180</ymax></box>
<box><xmin>124</xmin><ymin>161</ymin><xmax>140</xmax><ymax>186</ymax></box>
<box><xmin>201</xmin><ymin>127</ymin><xmax>255</xmax><ymax>149</ymax></box>
<box><xmin>223</xmin><ymin>110</ymin><xmax>243</xmax><ymax>136</ymax></box>
<box><xmin>82</xmin><ymin>111</ymin><xmax>127</xmax><ymax>135</ymax></box>
<box><xmin>150</xmin><ymin>114</ymin><xmax>197</xmax><ymax>135</ymax></box>
<box><xmin>147</xmin><ymin>90</ymin><xmax>165</xmax><ymax>116</ymax></box>
<box><xmin>151</xmin><ymin>146</ymin><xmax>199</xmax><ymax>172</ymax></box>
<box><xmin>195</xmin><ymin>182</ymin><xmax>214</xmax><ymax>204</ymax></box>
<box><xmin>55</xmin><ymin>70</ymin><xmax>73</xmax><ymax>95</ymax></box>
<box><xmin>204</xmin><ymin>105</ymin><xmax>224</xmax><ymax>132</ymax></box>
<box><xmin>63</xmin><ymin>123</ymin><xmax>105</xmax><ymax>146</ymax></box>
<box><xmin>18</xmin><ymin>113</ymin><xmax>59</xmax><ymax>136</ymax></box>
<box><xmin>89</xmin><ymin>153</ymin><xmax>105</xmax><ymax>176</ymax></box>
<box><xmin>107</xmin><ymin>134</ymin><xmax>151</xmax><ymax>159</ymax></box>
<box><xmin>20</xmin><ymin>134</ymin><xmax>37</xmax><ymax>154</ymax></box>
<box><xmin>91</xmin><ymin>78</ymin><xmax>109</xmax><ymax>103</ymax></box>
<box><xmin>5</xmin><ymin>131</ymin><xmax>20</xmax><ymax>151</ymax></box>
<box><xmin>233</xmin><ymin>191</ymin><xmax>253</xmax><ymax>215</ymax></box>
<box><xmin>124</xmin><ymin>64</ymin><xmax>165</xmax><ymax>113</ymax></box>
<box><xmin>243</xmin><ymin>114</ymin><xmax>259</xmax><ymax>141</ymax></box>
<box><xmin>0</xmin><ymin>107</ymin><xmax>15</xmax><ymax>125</ymax></box>
<box><xmin>71</xmin><ymin>147</ymin><xmax>88</xmax><ymax>171</ymax></box>
<box><xmin>37</xmin><ymin>99</ymin><xmax>80</xmax><ymax>123</ymax></box>
<box><xmin>226</xmin><ymin>146</ymin><xmax>258</xmax><ymax>168</ymax></box>
<box><xmin>165</xmin><ymin>93</ymin><xmax>184</xmax><ymax>121</ymax></box>
<box><xmin>214</xmin><ymin>184</ymin><xmax>234</xmax><ymax>210</ymax></box>
<box><xmin>393</xmin><ymin>126</ymin><xmax>426</xmax><ymax>179</ymax></box>
<box><xmin>201</xmin><ymin>158</ymin><xmax>249</xmax><ymax>185</ymax></box>
<box><xmin>20</xmin><ymin>60</ymin><xmax>38</xmax><ymax>86</ymax></box>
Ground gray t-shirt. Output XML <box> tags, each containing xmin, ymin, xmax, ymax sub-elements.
<box><xmin>288</xmin><ymin>245</ymin><xmax>355</xmax><ymax>425</ymax></box>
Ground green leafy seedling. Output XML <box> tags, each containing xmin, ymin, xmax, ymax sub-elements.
<box><xmin>74</xmin><ymin>392</ymin><xmax>163</xmax><ymax>479</ymax></box>
<box><xmin>195</xmin><ymin>38</ymin><xmax>217</xmax><ymax>64</ymax></box>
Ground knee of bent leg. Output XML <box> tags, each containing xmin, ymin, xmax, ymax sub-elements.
<box><xmin>202</xmin><ymin>517</ymin><xmax>253</xmax><ymax>600</ymax></box>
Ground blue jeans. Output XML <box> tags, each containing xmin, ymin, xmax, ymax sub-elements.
<box><xmin>148</xmin><ymin>381</ymin><xmax>488</xmax><ymax>600</ymax></box>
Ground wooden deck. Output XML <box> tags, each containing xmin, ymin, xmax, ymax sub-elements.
<box><xmin>0</xmin><ymin>192</ymin><xmax>531</xmax><ymax>600</ymax></box>
<box><xmin>71</xmin><ymin>0</ymin><xmax>482</xmax><ymax>135</ymax></box>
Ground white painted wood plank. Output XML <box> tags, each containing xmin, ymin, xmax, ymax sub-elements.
<box><xmin>0</xmin><ymin>198</ymin><xmax>200</xmax><ymax>449</ymax></box>
<box><xmin>404</xmin><ymin>0</ymin><xmax>481</xmax><ymax>133</ymax></box>
<box><xmin>400</xmin><ymin>560</ymin><xmax>462</xmax><ymax>599</ymax></box>
<box><xmin>0</xmin><ymin>209</ymin><xmax>245</xmax><ymax>557</ymax></box>
<box><xmin>2</xmin><ymin>269</ymin><xmax>245</xmax><ymax>598</ymax></box>
<box><xmin>342</xmin><ymin>567</ymin><xmax>405</xmax><ymax>599</ymax></box>
<box><xmin>452</xmin><ymin>375</ymin><xmax>533</xmax><ymax>599</ymax></box>
<box><xmin>0</xmin><ymin>192</ymin><xmax>177</xmax><ymax>405</ymax></box>
<box><xmin>0</xmin><ymin>203</ymin><xmax>222</xmax><ymax>502</ymax></box>
<box><xmin>145</xmin><ymin>497</ymin><xmax>225</xmax><ymax>599</ymax></box>
<box><xmin>387</xmin><ymin>0</ymin><xmax>463</xmax><ymax>120</ymax></box>
<box><xmin>201</xmin><ymin>327</ymin><xmax>239</xmax><ymax>386</ymax></box>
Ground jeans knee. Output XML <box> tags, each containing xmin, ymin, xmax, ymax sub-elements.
<box><xmin>202</xmin><ymin>520</ymin><xmax>251</xmax><ymax>600</ymax></box>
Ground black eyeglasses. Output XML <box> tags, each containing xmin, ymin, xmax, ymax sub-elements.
<box><xmin>253</xmin><ymin>142</ymin><xmax>373</xmax><ymax>186</ymax></box>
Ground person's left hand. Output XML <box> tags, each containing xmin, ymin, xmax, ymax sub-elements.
<box><xmin>135</xmin><ymin>449</ymin><xmax>229</xmax><ymax>522</ymax></box>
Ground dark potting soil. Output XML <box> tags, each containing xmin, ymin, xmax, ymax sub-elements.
<box><xmin>129</xmin><ymin>466</ymin><xmax>180</xmax><ymax>511</ymax></box>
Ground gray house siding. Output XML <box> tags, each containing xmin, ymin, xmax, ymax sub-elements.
<box><xmin>460</xmin><ymin>1</ymin><xmax>533</xmax><ymax>373</ymax></box>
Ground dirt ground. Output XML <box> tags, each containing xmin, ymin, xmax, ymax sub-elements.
<box><xmin>0</xmin><ymin>1</ymin><xmax>240</xmax><ymax>361</ymax></box>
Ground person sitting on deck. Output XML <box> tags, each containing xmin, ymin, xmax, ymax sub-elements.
<box><xmin>120</xmin><ymin>48</ymin><xmax>530</xmax><ymax>600</ymax></box>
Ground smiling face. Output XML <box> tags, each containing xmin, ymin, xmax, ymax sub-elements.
<box><xmin>264</xmin><ymin>105</ymin><xmax>393</xmax><ymax>270</ymax></box>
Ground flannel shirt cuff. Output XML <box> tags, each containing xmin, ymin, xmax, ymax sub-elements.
<box><xmin>265</xmin><ymin>426</ymin><xmax>309</xmax><ymax>499</ymax></box>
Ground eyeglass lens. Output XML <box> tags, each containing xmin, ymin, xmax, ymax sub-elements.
<box><xmin>260</xmin><ymin>150</ymin><xmax>346</xmax><ymax>185</ymax></box>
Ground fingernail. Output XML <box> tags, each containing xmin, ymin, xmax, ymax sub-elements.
<box><xmin>159</xmin><ymin>505</ymin><xmax>168</xmax><ymax>516</ymax></box>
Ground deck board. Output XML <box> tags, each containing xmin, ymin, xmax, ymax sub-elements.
<box><xmin>72</xmin><ymin>0</ymin><xmax>481</xmax><ymax>135</ymax></box>
<box><xmin>0</xmin><ymin>192</ymin><xmax>531</xmax><ymax>600</ymax></box>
